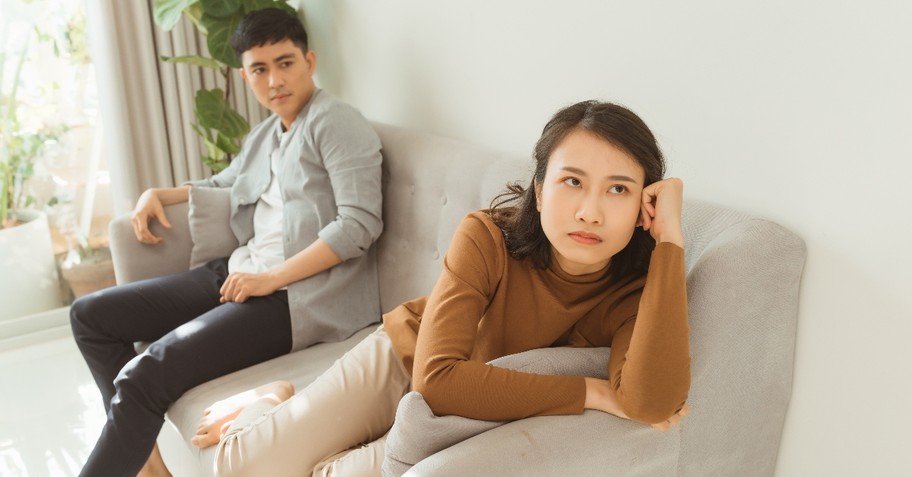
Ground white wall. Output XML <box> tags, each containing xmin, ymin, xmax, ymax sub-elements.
<box><xmin>300</xmin><ymin>0</ymin><xmax>912</xmax><ymax>475</ymax></box>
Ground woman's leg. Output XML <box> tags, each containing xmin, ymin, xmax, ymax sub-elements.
<box><xmin>214</xmin><ymin>327</ymin><xmax>411</xmax><ymax>477</ymax></box>
<box><xmin>76</xmin><ymin>270</ymin><xmax>293</xmax><ymax>476</ymax></box>
<box><xmin>311</xmin><ymin>434</ymin><xmax>388</xmax><ymax>477</ymax></box>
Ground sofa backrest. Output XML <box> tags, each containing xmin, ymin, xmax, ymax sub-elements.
<box><xmin>372</xmin><ymin>123</ymin><xmax>531</xmax><ymax>313</ymax></box>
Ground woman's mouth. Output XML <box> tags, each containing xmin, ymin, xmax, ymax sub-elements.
<box><xmin>568</xmin><ymin>231</ymin><xmax>603</xmax><ymax>245</ymax></box>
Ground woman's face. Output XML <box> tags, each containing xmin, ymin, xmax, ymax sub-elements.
<box><xmin>536</xmin><ymin>128</ymin><xmax>645</xmax><ymax>275</ymax></box>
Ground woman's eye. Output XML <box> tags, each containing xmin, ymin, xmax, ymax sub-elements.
<box><xmin>563</xmin><ymin>177</ymin><xmax>582</xmax><ymax>188</ymax></box>
<box><xmin>608</xmin><ymin>185</ymin><xmax>627</xmax><ymax>194</ymax></box>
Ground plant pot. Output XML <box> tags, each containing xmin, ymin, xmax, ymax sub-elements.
<box><xmin>0</xmin><ymin>210</ymin><xmax>63</xmax><ymax>321</ymax></box>
<box><xmin>60</xmin><ymin>247</ymin><xmax>117</xmax><ymax>299</ymax></box>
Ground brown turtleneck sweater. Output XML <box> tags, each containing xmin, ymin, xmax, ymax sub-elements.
<box><xmin>383</xmin><ymin>211</ymin><xmax>689</xmax><ymax>423</ymax></box>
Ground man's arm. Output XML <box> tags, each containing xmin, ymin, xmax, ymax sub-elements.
<box><xmin>130</xmin><ymin>185</ymin><xmax>190</xmax><ymax>244</ymax></box>
<box><xmin>218</xmin><ymin>239</ymin><xmax>341</xmax><ymax>303</ymax></box>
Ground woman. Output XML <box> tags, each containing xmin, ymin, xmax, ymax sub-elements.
<box><xmin>194</xmin><ymin>100</ymin><xmax>690</xmax><ymax>477</ymax></box>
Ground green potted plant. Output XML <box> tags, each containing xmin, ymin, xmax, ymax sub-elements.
<box><xmin>0</xmin><ymin>127</ymin><xmax>66</xmax><ymax>320</ymax></box>
<box><xmin>153</xmin><ymin>0</ymin><xmax>296</xmax><ymax>172</ymax></box>
<box><xmin>0</xmin><ymin>9</ymin><xmax>67</xmax><ymax>320</ymax></box>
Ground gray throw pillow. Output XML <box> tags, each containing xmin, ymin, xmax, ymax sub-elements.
<box><xmin>381</xmin><ymin>346</ymin><xmax>611</xmax><ymax>477</ymax></box>
<box><xmin>188</xmin><ymin>187</ymin><xmax>238</xmax><ymax>269</ymax></box>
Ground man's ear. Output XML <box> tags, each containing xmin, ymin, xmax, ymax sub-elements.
<box><xmin>636</xmin><ymin>209</ymin><xmax>645</xmax><ymax>228</ymax></box>
<box><xmin>239</xmin><ymin>67</ymin><xmax>248</xmax><ymax>83</ymax></box>
<box><xmin>305</xmin><ymin>50</ymin><xmax>317</xmax><ymax>72</ymax></box>
<box><xmin>534</xmin><ymin>180</ymin><xmax>543</xmax><ymax>212</ymax></box>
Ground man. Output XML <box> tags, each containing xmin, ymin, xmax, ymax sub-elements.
<box><xmin>70</xmin><ymin>8</ymin><xmax>383</xmax><ymax>476</ymax></box>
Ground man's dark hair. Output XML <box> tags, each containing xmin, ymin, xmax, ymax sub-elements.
<box><xmin>230</xmin><ymin>8</ymin><xmax>309</xmax><ymax>61</ymax></box>
<box><xmin>489</xmin><ymin>100</ymin><xmax>665</xmax><ymax>280</ymax></box>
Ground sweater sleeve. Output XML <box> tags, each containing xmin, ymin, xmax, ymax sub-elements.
<box><xmin>606</xmin><ymin>242</ymin><xmax>690</xmax><ymax>423</ymax></box>
<box><xmin>411</xmin><ymin>214</ymin><xmax>586</xmax><ymax>421</ymax></box>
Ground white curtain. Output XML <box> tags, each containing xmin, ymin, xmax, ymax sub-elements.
<box><xmin>85</xmin><ymin>0</ymin><xmax>267</xmax><ymax>216</ymax></box>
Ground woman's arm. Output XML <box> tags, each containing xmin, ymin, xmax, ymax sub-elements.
<box><xmin>411</xmin><ymin>214</ymin><xmax>586</xmax><ymax>421</ymax></box>
<box><xmin>585</xmin><ymin>178</ymin><xmax>690</xmax><ymax>424</ymax></box>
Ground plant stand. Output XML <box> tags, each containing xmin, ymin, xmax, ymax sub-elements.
<box><xmin>59</xmin><ymin>246</ymin><xmax>116</xmax><ymax>299</ymax></box>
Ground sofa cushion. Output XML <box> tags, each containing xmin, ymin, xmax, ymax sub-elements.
<box><xmin>382</xmin><ymin>347</ymin><xmax>611</xmax><ymax>477</ymax></box>
<box><xmin>188</xmin><ymin>187</ymin><xmax>238</xmax><ymax>269</ymax></box>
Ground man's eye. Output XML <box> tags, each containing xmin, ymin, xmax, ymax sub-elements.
<box><xmin>563</xmin><ymin>177</ymin><xmax>582</xmax><ymax>187</ymax></box>
<box><xmin>608</xmin><ymin>185</ymin><xmax>627</xmax><ymax>194</ymax></box>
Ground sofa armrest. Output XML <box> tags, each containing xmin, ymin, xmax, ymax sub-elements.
<box><xmin>109</xmin><ymin>202</ymin><xmax>193</xmax><ymax>284</ymax></box>
<box><xmin>407</xmin><ymin>201</ymin><xmax>806</xmax><ymax>477</ymax></box>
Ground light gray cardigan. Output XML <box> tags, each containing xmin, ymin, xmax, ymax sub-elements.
<box><xmin>188</xmin><ymin>90</ymin><xmax>384</xmax><ymax>351</ymax></box>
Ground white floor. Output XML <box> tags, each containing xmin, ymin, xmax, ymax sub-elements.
<box><xmin>0</xmin><ymin>325</ymin><xmax>199</xmax><ymax>477</ymax></box>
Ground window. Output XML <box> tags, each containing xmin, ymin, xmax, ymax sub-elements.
<box><xmin>1</xmin><ymin>0</ymin><xmax>112</xmax><ymax>311</ymax></box>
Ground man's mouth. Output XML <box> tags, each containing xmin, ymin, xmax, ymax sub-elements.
<box><xmin>271</xmin><ymin>92</ymin><xmax>291</xmax><ymax>101</ymax></box>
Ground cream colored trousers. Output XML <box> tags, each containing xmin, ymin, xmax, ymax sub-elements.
<box><xmin>213</xmin><ymin>327</ymin><xmax>412</xmax><ymax>477</ymax></box>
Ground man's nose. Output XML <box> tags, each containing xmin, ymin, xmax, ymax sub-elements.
<box><xmin>269</xmin><ymin>71</ymin><xmax>285</xmax><ymax>88</ymax></box>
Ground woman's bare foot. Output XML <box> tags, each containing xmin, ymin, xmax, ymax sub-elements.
<box><xmin>191</xmin><ymin>380</ymin><xmax>294</xmax><ymax>448</ymax></box>
<box><xmin>137</xmin><ymin>444</ymin><xmax>172</xmax><ymax>477</ymax></box>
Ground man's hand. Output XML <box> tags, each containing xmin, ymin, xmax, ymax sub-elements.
<box><xmin>219</xmin><ymin>272</ymin><xmax>283</xmax><ymax>304</ymax></box>
<box><xmin>131</xmin><ymin>189</ymin><xmax>172</xmax><ymax>244</ymax></box>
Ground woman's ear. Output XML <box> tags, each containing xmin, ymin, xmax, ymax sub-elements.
<box><xmin>534</xmin><ymin>180</ymin><xmax>543</xmax><ymax>212</ymax></box>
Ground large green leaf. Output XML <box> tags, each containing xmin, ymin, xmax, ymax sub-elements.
<box><xmin>195</xmin><ymin>88</ymin><xmax>250</xmax><ymax>138</ymax></box>
<box><xmin>200</xmin><ymin>0</ymin><xmax>242</xmax><ymax>19</ymax></box>
<box><xmin>242</xmin><ymin>0</ymin><xmax>295</xmax><ymax>14</ymax></box>
<box><xmin>160</xmin><ymin>55</ymin><xmax>222</xmax><ymax>70</ymax></box>
<box><xmin>201</xmin><ymin>14</ymin><xmax>241</xmax><ymax>68</ymax></box>
<box><xmin>215</xmin><ymin>133</ymin><xmax>242</xmax><ymax>154</ymax></box>
<box><xmin>153</xmin><ymin>0</ymin><xmax>198</xmax><ymax>31</ymax></box>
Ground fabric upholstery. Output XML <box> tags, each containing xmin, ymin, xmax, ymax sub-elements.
<box><xmin>187</xmin><ymin>187</ymin><xmax>237</xmax><ymax>269</ymax></box>
<box><xmin>383</xmin><ymin>347</ymin><xmax>612</xmax><ymax>477</ymax></box>
<box><xmin>108</xmin><ymin>122</ymin><xmax>806</xmax><ymax>476</ymax></box>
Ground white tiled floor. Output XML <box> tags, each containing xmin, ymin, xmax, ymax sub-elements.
<box><xmin>0</xmin><ymin>327</ymin><xmax>199</xmax><ymax>477</ymax></box>
<box><xmin>0</xmin><ymin>332</ymin><xmax>105</xmax><ymax>476</ymax></box>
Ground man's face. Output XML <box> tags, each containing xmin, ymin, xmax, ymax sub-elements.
<box><xmin>240</xmin><ymin>39</ymin><xmax>316</xmax><ymax>130</ymax></box>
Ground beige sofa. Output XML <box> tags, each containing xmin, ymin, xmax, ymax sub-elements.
<box><xmin>110</xmin><ymin>123</ymin><xmax>806</xmax><ymax>476</ymax></box>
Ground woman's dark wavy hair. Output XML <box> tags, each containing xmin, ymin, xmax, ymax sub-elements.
<box><xmin>230</xmin><ymin>8</ymin><xmax>309</xmax><ymax>61</ymax></box>
<box><xmin>489</xmin><ymin>100</ymin><xmax>665</xmax><ymax>279</ymax></box>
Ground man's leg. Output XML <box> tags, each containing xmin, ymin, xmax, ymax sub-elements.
<box><xmin>213</xmin><ymin>327</ymin><xmax>410</xmax><ymax>477</ymax></box>
<box><xmin>70</xmin><ymin>259</ymin><xmax>229</xmax><ymax>409</ymax></box>
<box><xmin>75</xmin><ymin>275</ymin><xmax>293</xmax><ymax>476</ymax></box>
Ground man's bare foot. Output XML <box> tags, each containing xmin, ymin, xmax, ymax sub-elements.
<box><xmin>191</xmin><ymin>381</ymin><xmax>294</xmax><ymax>448</ymax></box>
<box><xmin>137</xmin><ymin>444</ymin><xmax>172</xmax><ymax>477</ymax></box>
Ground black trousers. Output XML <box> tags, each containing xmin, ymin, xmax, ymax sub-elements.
<box><xmin>70</xmin><ymin>258</ymin><xmax>292</xmax><ymax>477</ymax></box>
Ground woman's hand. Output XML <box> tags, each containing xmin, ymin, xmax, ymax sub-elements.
<box><xmin>639</xmin><ymin>177</ymin><xmax>684</xmax><ymax>247</ymax></box>
<box><xmin>650</xmin><ymin>403</ymin><xmax>689</xmax><ymax>432</ymax></box>
<box><xmin>219</xmin><ymin>272</ymin><xmax>283</xmax><ymax>304</ymax></box>
<box><xmin>585</xmin><ymin>377</ymin><xmax>689</xmax><ymax>432</ymax></box>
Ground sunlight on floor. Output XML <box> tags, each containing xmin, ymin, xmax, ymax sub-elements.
<box><xmin>0</xmin><ymin>335</ymin><xmax>105</xmax><ymax>476</ymax></box>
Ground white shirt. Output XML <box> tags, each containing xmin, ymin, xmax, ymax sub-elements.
<box><xmin>228</xmin><ymin>130</ymin><xmax>290</xmax><ymax>278</ymax></box>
